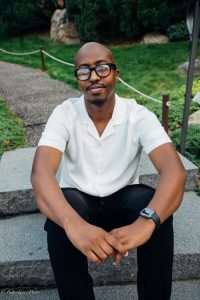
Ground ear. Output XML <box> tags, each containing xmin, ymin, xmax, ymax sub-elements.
<box><xmin>115</xmin><ymin>69</ymin><xmax>120</xmax><ymax>81</ymax></box>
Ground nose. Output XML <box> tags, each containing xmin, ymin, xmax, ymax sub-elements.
<box><xmin>90</xmin><ymin>69</ymin><xmax>100</xmax><ymax>81</ymax></box>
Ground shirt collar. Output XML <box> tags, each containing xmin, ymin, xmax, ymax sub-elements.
<box><xmin>78</xmin><ymin>94</ymin><xmax>127</xmax><ymax>126</ymax></box>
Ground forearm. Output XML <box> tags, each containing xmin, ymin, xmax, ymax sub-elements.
<box><xmin>146</xmin><ymin>164</ymin><xmax>186</xmax><ymax>223</ymax></box>
<box><xmin>110</xmin><ymin>165</ymin><xmax>186</xmax><ymax>251</ymax></box>
<box><xmin>31</xmin><ymin>169</ymin><xmax>80</xmax><ymax>229</ymax></box>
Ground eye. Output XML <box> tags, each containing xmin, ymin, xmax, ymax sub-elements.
<box><xmin>77</xmin><ymin>68</ymin><xmax>90</xmax><ymax>75</ymax></box>
<box><xmin>96</xmin><ymin>64</ymin><xmax>109</xmax><ymax>71</ymax></box>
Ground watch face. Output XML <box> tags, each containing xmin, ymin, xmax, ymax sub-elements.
<box><xmin>140</xmin><ymin>208</ymin><xmax>160</xmax><ymax>231</ymax></box>
<box><xmin>141</xmin><ymin>208</ymin><xmax>155</xmax><ymax>217</ymax></box>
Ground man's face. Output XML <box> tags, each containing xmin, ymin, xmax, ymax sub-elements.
<box><xmin>74</xmin><ymin>43</ymin><xmax>119</xmax><ymax>106</ymax></box>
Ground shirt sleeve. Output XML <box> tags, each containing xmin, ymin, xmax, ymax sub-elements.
<box><xmin>135</xmin><ymin>106</ymin><xmax>171</xmax><ymax>154</ymax></box>
<box><xmin>38</xmin><ymin>105</ymin><xmax>70</xmax><ymax>153</ymax></box>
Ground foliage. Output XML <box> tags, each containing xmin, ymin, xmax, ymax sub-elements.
<box><xmin>36</xmin><ymin>0</ymin><xmax>55</xmax><ymax>18</ymax></box>
<box><xmin>137</xmin><ymin>0</ymin><xmax>172</xmax><ymax>32</ymax></box>
<box><xmin>66</xmin><ymin>0</ymin><xmax>188</xmax><ymax>42</ymax></box>
<box><xmin>143</xmin><ymin>79</ymin><xmax>200</xmax><ymax>131</ymax></box>
<box><xmin>192</xmin><ymin>78</ymin><xmax>200</xmax><ymax>96</ymax></box>
<box><xmin>67</xmin><ymin>1</ymin><xmax>103</xmax><ymax>41</ymax></box>
<box><xmin>167</xmin><ymin>21</ymin><xmax>189</xmax><ymax>41</ymax></box>
<box><xmin>170</xmin><ymin>125</ymin><xmax>200</xmax><ymax>168</ymax></box>
<box><xmin>0</xmin><ymin>98</ymin><xmax>26</xmax><ymax>155</ymax></box>
<box><xmin>0</xmin><ymin>0</ymin><xmax>54</xmax><ymax>38</ymax></box>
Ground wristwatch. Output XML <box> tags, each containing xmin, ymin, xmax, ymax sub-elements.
<box><xmin>139</xmin><ymin>208</ymin><xmax>160</xmax><ymax>231</ymax></box>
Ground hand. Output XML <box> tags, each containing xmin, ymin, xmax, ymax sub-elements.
<box><xmin>64</xmin><ymin>215</ymin><xmax>128</xmax><ymax>265</ymax></box>
<box><xmin>110</xmin><ymin>217</ymin><xmax>156</xmax><ymax>264</ymax></box>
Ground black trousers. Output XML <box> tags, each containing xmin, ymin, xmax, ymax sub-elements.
<box><xmin>44</xmin><ymin>184</ymin><xmax>174</xmax><ymax>300</ymax></box>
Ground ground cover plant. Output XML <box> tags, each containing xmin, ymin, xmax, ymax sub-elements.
<box><xmin>0</xmin><ymin>35</ymin><xmax>199</xmax><ymax>170</ymax></box>
<box><xmin>0</xmin><ymin>97</ymin><xmax>26</xmax><ymax>156</ymax></box>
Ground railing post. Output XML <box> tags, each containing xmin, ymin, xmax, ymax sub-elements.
<box><xmin>40</xmin><ymin>47</ymin><xmax>45</xmax><ymax>71</ymax></box>
<box><xmin>162</xmin><ymin>94</ymin><xmax>169</xmax><ymax>133</ymax></box>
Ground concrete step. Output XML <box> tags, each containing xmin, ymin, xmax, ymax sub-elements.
<box><xmin>0</xmin><ymin>148</ymin><xmax>198</xmax><ymax>217</ymax></box>
<box><xmin>0</xmin><ymin>280</ymin><xmax>200</xmax><ymax>300</ymax></box>
<box><xmin>0</xmin><ymin>192</ymin><xmax>199</xmax><ymax>289</ymax></box>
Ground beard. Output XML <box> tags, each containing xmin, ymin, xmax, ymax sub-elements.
<box><xmin>86</xmin><ymin>98</ymin><xmax>106</xmax><ymax>107</ymax></box>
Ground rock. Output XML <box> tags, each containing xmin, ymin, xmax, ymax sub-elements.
<box><xmin>50</xmin><ymin>9</ymin><xmax>80</xmax><ymax>45</ymax></box>
<box><xmin>141</xmin><ymin>33</ymin><xmax>169</xmax><ymax>44</ymax></box>
<box><xmin>192</xmin><ymin>92</ymin><xmax>200</xmax><ymax>105</ymax></box>
<box><xmin>188</xmin><ymin>110</ymin><xmax>200</xmax><ymax>125</ymax></box>
<box><xmin>178</xmin><ymin>59</ymin><xmax>200</xmax><ymax>76</ymax></box>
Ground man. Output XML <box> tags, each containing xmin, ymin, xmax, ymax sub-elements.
<box><xmin>31</xmin><ymin>42</ymin><xmax>186</xmax><ymax>300</ymax></box>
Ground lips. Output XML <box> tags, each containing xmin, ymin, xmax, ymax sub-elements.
<box><xmin>87</xmin><ymin>84</ymin><xmax>105</xmax><ymax>92</ymax></box>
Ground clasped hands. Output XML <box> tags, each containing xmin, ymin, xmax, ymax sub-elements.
<box><xmin>65</xmin><ymin>214</ymin><xmax>155</xmax><ymax>265</ymax></box>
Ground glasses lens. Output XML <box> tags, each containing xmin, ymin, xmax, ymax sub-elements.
<box><xmin>75</xmin><ymin>64</ymin><xmax>115</xmax><ymax>80</ymax></box>
<box><xmin>96</xmin><ymin>64</ymin><xmax>111</xmax><ymax>77</ymax></box>
<box><xmin>76</xmin><ymin>68</ymin><xmax>90</xmax><ymax>80</ymax></box>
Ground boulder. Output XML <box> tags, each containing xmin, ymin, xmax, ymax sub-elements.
<box><xmin>178</xmin><ymin>59</ymin><xmax>200</xmax><ymax>76</ymax></box>
<box><xmin>188</xmin><ymin>110</ymin><xmax>200</xmax><ymax>125</ymax></box>
<box><xmin>192</xmin><ymin>92</ymin><xmax>200</xmax><ymax>105</ymax></box>
<box><xmin>50</xmin><ymin>9</ymin><xmax>80</xmax><ymax>45</ymax></box>
<box><xmin>141</xmin><ymin>33</ymin><xmax>169</xmax><ymax>44</ymax></box>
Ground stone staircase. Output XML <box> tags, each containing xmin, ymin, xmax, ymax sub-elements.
<box><xmin>0</xmin><ymin>148</ymin><xmax>200</xmax><ymax>300</ymax></box>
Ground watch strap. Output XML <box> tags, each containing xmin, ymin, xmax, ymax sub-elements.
<box><xmin>139</xmin><ymin>208</ymin><xmax>160</xmax><ymax>231</ymax></box>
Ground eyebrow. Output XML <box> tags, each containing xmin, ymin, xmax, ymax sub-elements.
<box><xmin>76</xmin><ymin>60</ymin><xmax>110</xmax><ymax>69</ymax></box>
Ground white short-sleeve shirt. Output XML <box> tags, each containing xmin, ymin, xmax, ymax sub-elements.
<box><xmin>38</xmin><ymin>94</ymin><xmax>171</xmax><ymax>196</ymax></box>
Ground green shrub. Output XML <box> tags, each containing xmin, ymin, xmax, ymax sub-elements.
<box><xmin>137</xmin><ymin>0</ymin><xmax>172</xmax><ymax>32</ymax></box>
<box><xmin>36</xmin><ymin>0</ymin><xmax>55</xmax><ymax>18</ymax></box>
<box><xmin>170</xmin><ymin>125</ymin><xmax>200</xmax><ymax>168</ymax></box>
<box><xmin>167</xmin><ymin>21</ymin><xmax>189</xmax><ymax>41</ymax></box>
<box><xmin>66</xmin><ymin>0</ymin><xmax>188</xmax><ymax>42</ymax></box>
<box><xmin>69</xmin><ymin>1</ymin><xmax>104</xmax><ymax>41</ymax></box>
<box><xmin>0</xmin><ymin>0</ymin><xmax>53</xmax><ymax>38</ymax></box>
<box><xmin>144</xmin><ymin>82</ymin><xmax>200</xmax><ymax>132</ymax></box>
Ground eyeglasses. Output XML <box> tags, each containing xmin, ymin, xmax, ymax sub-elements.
<box><xmin>74</xmin><ymin>63</ymin><xmax>117</xmax><ymax>81</ymax></box>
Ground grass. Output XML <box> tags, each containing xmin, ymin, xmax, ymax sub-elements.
<box><xmin>0</xmin><ymin>34</ymin><xmax>199</xmax><ymax>97</ymax></box>
<box><xmin>0</xmin><ymin>35</ymin><xmax>199</xmax><ymax>127</ymax></box>
<box><xmin>0</xmin><ymin>97</ymin><xmax>27</xmax><ymax>156</ymax></box>
<box><xmin>0</xmin><ymin>34</ymin><xmax>199</xmax><ymax>168</ymax></box>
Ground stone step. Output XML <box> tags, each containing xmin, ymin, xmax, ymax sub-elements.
<box><xmin>0</xmin><ymin>192</ymin><xmax>199</xmax><ymax>289</ymax></box>
<box><xmin>0</xmin><ymin>148</ymin><xmax>198</xmax><ymax>217</ymax></box>
<box><xmin>0</xmin><ymin>280</ymin><xmax>200</xmax><ymax>300</ymax></box>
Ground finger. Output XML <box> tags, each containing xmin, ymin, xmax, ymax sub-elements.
<box><xmin>92</xmin><ymin>245</ymin><xmax>109</xmax><ymax>261</ymax></box>
<box><xmin>87</xmin><ymin>251</ymin><xmax>101</xmax><ymax>265</ymax></box>
<box><xmin>100</xmin><ymin>242</ymin><xmax>115</xmax><ymax>257</ymax></box>
<box><xmin>113</xmin><ymin>252</ymin><xmax>122</xmax><ymax>265</ymax></box>
<box><xmin>105</xmin><ymin>234</ymin><xmax>127</xmax><ymax>255</ymax></box>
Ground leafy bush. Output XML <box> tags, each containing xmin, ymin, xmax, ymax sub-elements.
<box><xmin>66</xmin><ymin>0</ymin><xmax>188</xmax><ymax>42</ymax></box>
<box><xmin>137</xmin><ymin>0</ymin><xmax>172</xmax><ymax>32</ymax></box>
<box><xmin>167</xmin><ymin>21</ymin><xmax>189</xmax><ymax>41</ymax></box>
<box><xmin>170</xmin><ymin>125</ymin><xmax>200</xmax><ymax>168</ymax></box>
<box><xmin>143</xmin><ymin>80</ymin><xmax>200</xmax><ymax>132</ymax></box>
<box><xmin>0</xmin><ymin>0</ymin><xmax>53</xmax><ymax>38</ymax></box>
